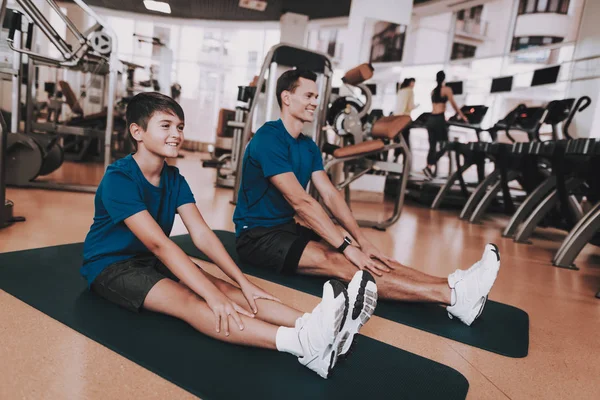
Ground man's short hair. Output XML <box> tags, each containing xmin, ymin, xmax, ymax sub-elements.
<box><xmin>276</xmin><ymin>69</ymin><xmax>317</xmax><ymax>109</ymax></box>
<box><xmin>125</xmin><ymin>92</ymin><xmax>185</xmax><ymax>149</ymax></box>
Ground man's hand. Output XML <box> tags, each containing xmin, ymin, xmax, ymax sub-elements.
<box><xmin>343</xmin><ymin>246</ymin><xmax>391</xmax><ymax>277</ymax></box>
<box><xmin>360</xmin><ymin>240</ymin><xmax>397</xmax><ymax>271</ymax></box>
<box><xmin>204</xmin><ymin>288</ymin><xmax>255</xmax><ymax>336</ymax></box>
<box><xmin>239</xmin><ymin>279</ymin><xmax>282</xmax><ymax>314</ymax></box>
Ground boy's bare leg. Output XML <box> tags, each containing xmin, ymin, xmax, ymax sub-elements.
<box><xmin>199</xmin><ymin>271</ymin><xmax>303</xmax><ymax>328</ymax></box>
<box><xmin>298</xmin><ymin>242</ymin><xmax>451</xmax><ymax>304</ymax></box>
<box><xmin>143</xmin><ymin>278</ymin><xmax>280</xmax><ymax>349</ymax></box>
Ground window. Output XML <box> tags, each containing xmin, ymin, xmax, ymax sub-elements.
<box><xmin>517</xmin><ymin>0</ymin><xmax>570</xmax><ymax>15</ymax></box>
<box><xmin>511</xmin><ymin>36</ymin><xmax>563</xmax><ymax>51</ymax></box>
<box><xmin>369</xmin><ymin>22</ymin><xmax>407</xmax><ymax>63</ymax></box>
<box><xmin>456</xmin><ymin>5</ymin><xmax>482</xmax><ymax>22</ymax></box>
<box><xmin>451</xmin><ymin>42</ymin><xmax>477</xmax><ymax>60</ymax></box>
<box><xmin>455</xmin><ymin>5</ymin><xmax>485</xmax><ymax>36</ymax></box>
<box><xmin>470</xmin><ymin>5</ymin><xmax>483</xmax><ymax>20</ymax></box>
<box><xmin>537</xmin><ymin>0</ymin><xmax>549</xmax><ymax>12</ymax></box>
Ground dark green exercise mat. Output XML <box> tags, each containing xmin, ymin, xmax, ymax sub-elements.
<box><xmin>173</xmin><ymin>231</ymin><xmax>529</xmax><ymax>358</ymax></box>
<box><xmin>0</xmin><ymin>243</ymin><xmax>469</xmax><ymax>400</ymax></box>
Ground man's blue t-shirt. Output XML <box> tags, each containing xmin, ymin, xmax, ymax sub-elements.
<box><xmin>233</xmin><ymin>119</ymin><xmax>324</xmax><ymax>236</ymax></box>
<box><xmin>80</xmin><ymin>154</ymin><xmax>196</xmax><ymax>285</ymax></box>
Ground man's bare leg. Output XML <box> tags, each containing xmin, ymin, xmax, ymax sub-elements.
<box><xmin>298</xmin><ymin>242</ymin><xmax>451</xmax><ymax>304</ymax></box>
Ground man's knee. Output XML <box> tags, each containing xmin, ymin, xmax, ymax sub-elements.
<box><xmin>324</xmin><ymin>250</ymin><xmax>355</xmax><ymax>281</ymax></box>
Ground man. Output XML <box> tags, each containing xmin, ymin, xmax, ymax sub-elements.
<box><xmin>233</xmin><ymin>69</ymin><xmax>500</xmax><ymax>326</ymax></box>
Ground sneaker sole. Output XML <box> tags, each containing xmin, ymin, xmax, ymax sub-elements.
<box><xmin>325</xmin><ymin>280</ymin><xmax>349</xmax><ymax>378</ymax></box>
<box><xmin>336</xmin><ymin>271</ymin><xmax>378</xmax><ymax>363</ymax></box>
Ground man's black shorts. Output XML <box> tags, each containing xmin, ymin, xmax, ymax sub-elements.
<box><xmin>91</xmin><ymin>254</ymin><xmax>179</xmax><ymax>312</ymax></box>
<box><xmin>236</xmin><ymin>221</ymin><xmax>321</xmax><ymax>275</ymax></box>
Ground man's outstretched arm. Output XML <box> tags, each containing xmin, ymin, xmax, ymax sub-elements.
<box><xmin>310</xmin><ymin>170</ymin><xmax>368</xmax><ymax>246</ymax></box>
<box><xmin>271</xmin><ymin>172</ymin><xmax>345</xmax><ymax>248</ymax></box>
<box><xmin>311</xmin><ymin>170</ymin><xmax>396</xmax><ymax>269</ymax></box>
<box><xmin>270</xmin><ymin>172</ymin><xmax>389</xmax><ymax>275</ymax></box>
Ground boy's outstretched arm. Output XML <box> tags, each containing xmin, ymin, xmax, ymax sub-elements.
<box><xmin>124</xmin><ymin>210</ymin><xmax>254</xmax><ymax>334</ymax></box>
<box><xmin>177</xmin><ymin>203</ymin><xmax>281</xmax><ymax>313</ymax></box>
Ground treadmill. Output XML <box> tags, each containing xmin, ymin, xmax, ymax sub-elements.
<box><xmin>459</xmin><ymin>99</ymin><xmax>576</xmax><ymax>224</ymax></box>
<box><xmin>406</xmin><ymin>105</ymin><xmax>488</xmax><ymax>207</ymax></box>
<box><xmin>503</xmin><ymin>97</ymin><xmax>589</xmax><ymax>239</ymax></box>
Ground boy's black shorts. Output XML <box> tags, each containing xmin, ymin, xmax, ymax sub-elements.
<box><xmin>91</xmin><ymin>254</ymin><xmax>179</xmax><ymax>312</ymax></box>
<box><xmin>236</xmin><ymin>221</ymin><xmax>321</xmax><ymax>275</ymax></box>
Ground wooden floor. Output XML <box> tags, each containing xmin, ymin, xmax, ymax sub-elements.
<box><xmin>1</xmin><ymin>151</ymin><xmax>599</xmax><ymax>400</ymax></box>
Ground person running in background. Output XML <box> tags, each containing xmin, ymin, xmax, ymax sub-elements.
<box><xmin>395</xmin><ymin>77</ymin><xmax>417</xmax><ymax>149</ymax></box>
<box><xmin>423</xmin><ymin>71</ymin><xmax>467</xmax><ymax>179</ymax></box>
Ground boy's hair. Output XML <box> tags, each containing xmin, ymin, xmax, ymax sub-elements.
<box><xmin>276</xmin><ymin>69</ymin><xmax>317</xmax><ymax>109</ymax></box>
<box><xmin>125</xmin><ymin>92</ymin><xmax>185</xmax><ymax>149</ymax></box>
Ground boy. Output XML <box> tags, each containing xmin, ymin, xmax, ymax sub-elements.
<box><xmin>80</xmin><ymin>92</ymin><xmax>378</xmax><ymax>378</ymax></box>
<box><xmin>234</xmin><ymin>69</ymin><xmax>500</xmax><ymax>327</ymax></box>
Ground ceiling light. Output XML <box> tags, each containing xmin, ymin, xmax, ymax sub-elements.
<box><xmin>239</xmin><ymin>0</ymin><xmax>268</xmax><ymax>12</ymax></box>
<box><xmin>143</xmin><ymin>1</ymin><xmax>171</xmax><ymax>14</ymax></box>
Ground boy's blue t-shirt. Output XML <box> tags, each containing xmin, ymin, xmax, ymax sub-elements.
<box><xmin>233</xmin><ymin>119</ymin><xmax>324</xmax><ymax>236</ymax></box>
<box><xmin>80</xmin><ymin>154</ymin><xmax>196</xmax><ymax>285</ymax></box>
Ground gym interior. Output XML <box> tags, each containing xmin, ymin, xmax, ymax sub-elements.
<box><xmin>1</xmin><ymin>0</ymin><xmax>599</xmax><ymax>398</ymax></box>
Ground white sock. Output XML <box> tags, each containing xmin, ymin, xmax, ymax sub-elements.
<box><xmin>450</xmin><ymin>288</ymin><xmax>456</xmax><ymax>306</ymax></box>
<box><xmin>276</xmin><ymin>327</ymin><xmax>304</xmax><ymax>357</ymax></box>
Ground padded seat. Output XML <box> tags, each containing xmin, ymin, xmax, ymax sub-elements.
<box><xmin>371</xmin><ymin>115</ymin><xmax>412</xmax><ymax>139</ymax></box>
<box><xmin>58</xmin><ymin>80</ymin><xmax>84</xmax><ymax>116</ymax></box>
<box><xmin>217</xmin><ymin>108</ymin><xmax>236</xmax><ymax>137</ymax></box>
<box><xmin>333</xmin><ymin>139</ymin><xmax>385</xmax><ymax>158</ymax></box>
<box><xmin>342</xmin><ymin>63</ymin><xmax>374</xmax><ymax>85</ymax></box>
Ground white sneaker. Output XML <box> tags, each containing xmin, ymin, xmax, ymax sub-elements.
<box><xmin>333</xmin><ymin>270</ymin><xmax>378</xmax><ymax>365</ymax></box>
<box><xmin>447</xmin><ymin>243</ymin><xmax>500</xmax><ymax>326</ymax></box>
<box><xmin>447</xmin><ymin>243</ymin><xmax>499</xmax><ymax>287</ymax></box>
<box><xmin>297</xmin><ymin>279</ymin><xmax>348</xmax><ymax>379</ymax></box>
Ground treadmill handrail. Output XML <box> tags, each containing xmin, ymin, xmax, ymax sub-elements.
<box><xmin>563</xmin><ymin>96</ymin><xmax>592</xmax><ymax>140</ymax></box>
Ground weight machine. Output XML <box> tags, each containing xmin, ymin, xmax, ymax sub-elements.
<box><xmin>230</xmin><ymin>43</ymin><xmax>334</xmax><ymax>204</ymax></box>
<box><xmin>0</xmin><ymin>0</ymin><xmax>121</xmax><ymax>193</ymax></box>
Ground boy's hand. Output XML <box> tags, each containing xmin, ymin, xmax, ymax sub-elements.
<box><xmin>205</xmin><ymin>289</ymin><xmax>254</xmax><ymax>337</ymax></box>
<box><xmin>240</xmin><ymin>279</ymin><xmax>282</xmax><ymax>314</ymax></box>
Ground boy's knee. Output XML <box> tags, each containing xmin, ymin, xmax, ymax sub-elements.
<box><xmin>214</xmin><ymin>279</ymin><xmax>239</xmax><ymax>296</ymax></box>
<box><xmin>178</xmin><ymin>285</ymin><xmax>201</xmax><ymax>309</ymax></box>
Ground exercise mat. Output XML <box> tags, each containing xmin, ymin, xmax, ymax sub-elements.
<box><xmin>173</xmin><ymin>231</ymin><xmax>529</xmax><ymax>358</ymax></box>
<box><xmin>0</xmin><ymin>243</ymin><xmax>469</xmax><ymax>400</ymax></box>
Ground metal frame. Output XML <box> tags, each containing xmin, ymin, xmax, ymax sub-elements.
<box><xmin>430</xmin><ymin>142</ymin><xmax>487</xmax><ymax>210</ymax></box>
<box><xmin>553</xmin><ymin>201</ymin><xmax>600</xmax><ymax>270</ymax></box>
<box><xmin>502</xmin><ymin>176</ymin><xmax>557</xmax><ymax>238</ymax></box>
<box><xmin>232</xmin><ymin>43</ymin><xmax>334</xmax><ymax>204</ymax></box>
<box><xmin>0</xmin><ymin>102</ymin><xmax>26</xmax><ymax>229</ymax></box>
<box><xmin>512</xmin><ymin>178</ymin><xmax>584</xmax><ymax>243</ymax></box>
<box><xmin>2</xmin><ymin>0</ymin><xmax>121</xmax><ymax>193</ymax></box>
<box><xmin>323</xmin><ymin>136</ymin><xmax>412</xmax><ymax>231</ymax></box>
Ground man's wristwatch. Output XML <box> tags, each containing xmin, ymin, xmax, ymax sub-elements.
<box><xmin>337</xmin><ymin>236</ymin><xmax>352</xmax><ymax>253</ymax></box>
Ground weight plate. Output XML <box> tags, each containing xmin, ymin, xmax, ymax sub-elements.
<box><xmin>90</xmin><ymin>31</ymin><xmax>112</xmax><ymax>55</ymax></box>
<box><xmin>326</xmin><ymin>97</ymin><xmax>364</xmax><ymax>126</ymax></box>
<box><xmin>38</xmin><ymin>142</ymin><xmax>65</xmax><ymax>176</ymax></box>
<box><xmin>6</xmin><ymin>133</ymin><xmax>43</xmax><ymax>185</ymax></box>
